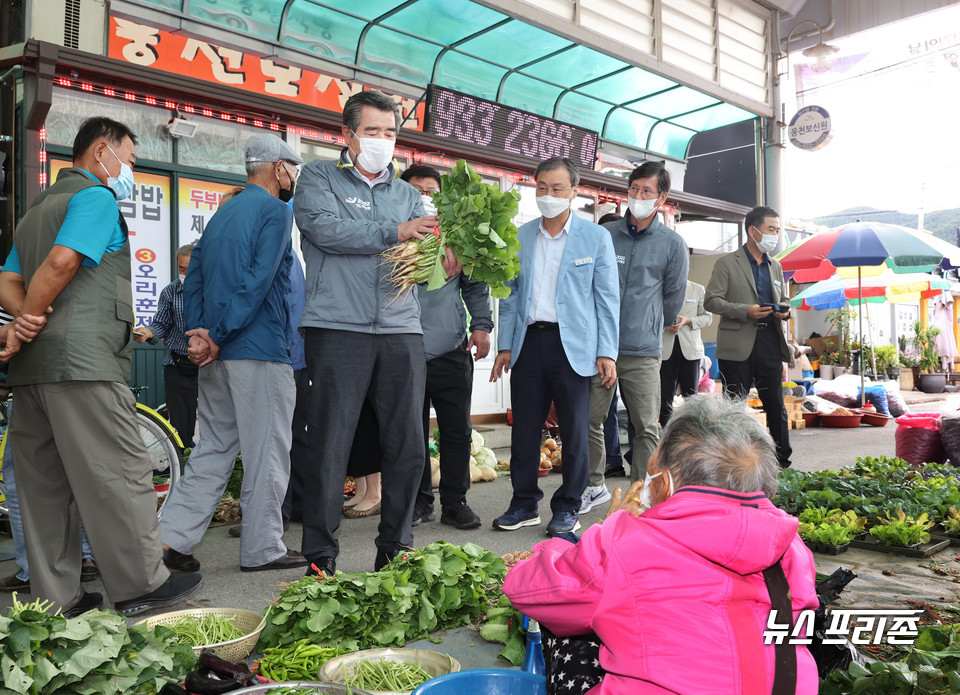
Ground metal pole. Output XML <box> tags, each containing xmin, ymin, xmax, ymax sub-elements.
<box><xmin>859</xmin><ymin>266</ymin><xmax>865</xmax><ymax>406</ymax></box>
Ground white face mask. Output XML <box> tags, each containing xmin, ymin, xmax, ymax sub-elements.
<box><xmin>753</xmin><ymin>229</ymin><xmax>779</xmax><ymax>254</ymax></box>
<box><xmin>628</xmin><ymin>196</ymin><xmax>658</xmax><ymax>221</ymax></box>
<box><xmin>639</xmin><ymin>469</ymin><xmax>675</xmax><ymax>510</ymax></box>
<box><xmin>536</xmin><ymin>195</ymin><xmax>571</xmax><ymax>219</ymax></box>
<box><xmin>420</xmin><ymin>194</ymin><xmax>437</xmax><ymax>216</ymax></box>
<box><xmin>352</xmin><ymin>133</ymin><xmax>395</xmax><ymax>173</ymax></box>
<box><xmin>178</xmin><ymin>273</ymin><xmax>186</xmax><ymax>284</ymax></box>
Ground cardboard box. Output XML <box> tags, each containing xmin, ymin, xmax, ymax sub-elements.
<box><xmin>805</xmin><ymin>335</ymin><xmax>840</xmax><ymax>357</ymax></box>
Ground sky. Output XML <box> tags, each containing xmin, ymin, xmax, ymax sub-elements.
<box><xmin>782</xmin><ymin>4</ymin><xmax>960</xmax><ymax>221</ymax></box>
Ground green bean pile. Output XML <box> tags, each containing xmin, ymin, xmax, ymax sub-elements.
<box><xmin>169</xmin><ymin>613</ymin><xmax>245</xmax><ymax>646</ymax></box>
<box><xmin>344</xmin><ymin>659</ymin><xmax>431</xmax><ymax>691</ymax></box>
<box><xmin>258</xmin><ymin>640</ymin><xmax>347</xmax><ymax>681</ymax></box>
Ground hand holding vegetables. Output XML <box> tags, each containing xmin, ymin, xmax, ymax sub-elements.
<box><xmin>397</xmin><ymin>215</ymin><xmax>440</xmax><ymax>242</ymax></box>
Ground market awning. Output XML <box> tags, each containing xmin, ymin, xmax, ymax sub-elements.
<box><xmin>136</xmin><ymin>0</ymin><xmax>757</xmax><ymax>159</ymax></box>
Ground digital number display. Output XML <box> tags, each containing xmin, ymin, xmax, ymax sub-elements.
<box><xmin>425</xmin><ymin>85</ymin><xmax>599</xmax><ymax>170</ymax></box>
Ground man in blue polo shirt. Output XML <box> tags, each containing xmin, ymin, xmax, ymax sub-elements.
<box><xmin>0</xmin><ymin>116</ymin><xmax>201</xmax><ymax>617</ymax></box>
<box><xmin>158</xmin><ymin>132</ymin><xmax>308</xmax><ymax>573</ymax></box>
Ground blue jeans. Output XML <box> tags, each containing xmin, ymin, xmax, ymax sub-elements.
<box><xmin>3</xmin><ymin>422</ymin><xmax>94</xmax><ymax>581</ymax></box>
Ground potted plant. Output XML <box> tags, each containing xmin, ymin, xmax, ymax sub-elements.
<box><xmin>872</xmin><ymin>344</ymin><xmax>900</xmax><ymax>380</ymax></box>
<box><xmin>869</xmin><ymin>510</ymin><xmax>935</xmax><ymax>548</ymax></box>
<box><xmin>912</xmin><ymin>320</ymin><xmax>945</xmax><ymax>393</ymax></box>
<box><xmin>797</xmin><ymin>508</ymin><xmax>866</xmax><ymax>554</ymax></box>
<box><xmin>818</xmin><ymin>351</ymin><xmax>841</xmax><ymax>380</ymax></box>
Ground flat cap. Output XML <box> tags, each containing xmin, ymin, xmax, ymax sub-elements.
<box><xmin>244</xmin><ymin>133</ymin><xmax>304</xmax><ymax>164</ymax></box>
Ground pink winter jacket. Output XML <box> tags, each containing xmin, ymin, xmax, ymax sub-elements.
<box><xmin>503</xmin><ymin>487</ymin><xmax>819</xmax><ymax>695</ymax></box>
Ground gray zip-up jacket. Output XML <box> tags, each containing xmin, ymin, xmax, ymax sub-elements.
<box><xmin>605</xmin><ymin>214</ymin><xmax>689</xmax><ymax>357</ymax></box>
<box><xmin>294</xmin><ymin>151</ymin><xmax>425</xmax><ymax>334</ymax></box>
<box><xmin>419</xmin><ymin>274</ymin><xmax>494</xmax><ymax>361</ymax></box>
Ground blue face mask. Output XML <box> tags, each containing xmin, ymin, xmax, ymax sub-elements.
<box><xmin>100</xmin><ymin>145</ymin><xmax>135</xmax><ymax>201</ymax></box>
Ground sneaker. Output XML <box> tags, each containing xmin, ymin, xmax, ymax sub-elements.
<box><xmin>114</xmin><ymin>572</ymin><xmax>203</xmax><ymax>617</ymax></box>
<box><xmin>410</xmin><ymin>503</ymin><xmax>436</xmax><ymax>527</ymax></box>
<box><xmin>492</xmin><ymin>507</ymin><xmax>540</xmax><ymax>531</ymax></box>
<box><xmin>63</xmin><ymin>591</ymin><xmax>103</xmax><ymax>618</ymax></box>
<box><xmin>546</xmin><ymin>511</ymin><xmax>581</xmax><ymax>536</ymax></box>
<box><xmin>578</xmin><ymin>485</ymin><xmax>612</xmax><ymax>514</ymax></box>
<box><xmin>604</xmin><ymin>464</ymin><xmax>626</xmax><ymax>478</ymax></box>
<box><xmin>441</xmin><ymin>502</ymin><xmax>481</xmax><ymax>530</ymax></box>
<box><xmin>0</xmin><ymin>572</ymin><xmax>29</xmax><ymax>593</ymax></box>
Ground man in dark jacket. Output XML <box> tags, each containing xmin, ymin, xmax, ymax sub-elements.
<box><xmin>158</xmin><ymin>132</ymin><xmax>308</xmax><ymax>573</ymax></box>
<box><xmin>402</xmin><ymin>166</ymin><xmax>493</xmax><ymax>531</ymax></box>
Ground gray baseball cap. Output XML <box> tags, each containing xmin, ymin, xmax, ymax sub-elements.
<box><xmin>244</xmin><ymin>133</ymin><xmax>304</xmax><ymax>164</ymax></box>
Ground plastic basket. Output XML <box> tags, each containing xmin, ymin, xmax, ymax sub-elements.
<box><xmin>319</xmin><ymin>648</ymin><xmax>460</xmax><ymax>695</ymax></box>
<box><xmin>134</xmin><ymin>607</ymin><xmax>265</xmax><ymax>661</ymax></box>
<box><xmin>411</xmin><ymin>669</ymin><xmax>547</xmax><ymax>695</ymax></box>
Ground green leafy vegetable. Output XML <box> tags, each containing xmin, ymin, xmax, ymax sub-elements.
<box><xmin>257</xmin><ymin>541</ymin><xmax>505</xmax><ymax>652</ymax></box>
<box><xmin>0</xmin><ymin>592</ymin><xmax>196</xmax><ymax>694</ymax></box>
<box><xmin>869</xmin><ymin>511</ymin><xmax>935</xmax><ymax>546</ymax></box>
<box><xmin>383</xmin><ymin>160</ymin><xmax>522</xmax><ymax>299</ymax></box>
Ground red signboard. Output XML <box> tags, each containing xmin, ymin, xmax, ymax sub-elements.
<box><xmin>107</xmin><ymin>15</ymin><xmax>425</xmax><ymax>131</ymax></box>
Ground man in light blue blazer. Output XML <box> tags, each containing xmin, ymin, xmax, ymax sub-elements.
<box><xmin>490</xmin><ymin>157</ymin><xmax>620</xmax><ymax>536</ymax></box>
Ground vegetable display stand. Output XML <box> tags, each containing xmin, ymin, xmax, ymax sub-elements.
<box><xmin>803</xmin><ymin>540</ymin><xmax>850</xmax><ymax>555</ymax></box>
<box><xmin>849</xmin><ymin>536</ymin><xmax>950</xmax><ymax>557</ymax></box>
<box><xmin>929</xmin><ymin>530</ymin><xmax>960</xmax><ymax>547</ymax></box>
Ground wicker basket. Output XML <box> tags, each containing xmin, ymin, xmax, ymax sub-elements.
<box><xmin>134</xmin><ymin>607</ymin><xmax>265</xmax><ymax>661</ymax></box>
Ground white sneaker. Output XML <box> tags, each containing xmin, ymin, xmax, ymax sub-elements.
<box><xmin>578</xmin><ymin>484</ymin><xmax>612</xmax><ymax>514</ymax></box>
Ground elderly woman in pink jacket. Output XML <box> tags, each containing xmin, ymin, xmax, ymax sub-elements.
<box><xmin>503</xmin><ymin>395</ymin><xmax>818</xmax><ymax>695</ymax></box>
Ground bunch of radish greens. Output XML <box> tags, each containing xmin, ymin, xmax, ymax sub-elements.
<box><xmin>384</xmin><ymin>159</ymin><xmax>521</xmax><ymax>298</ymax></box>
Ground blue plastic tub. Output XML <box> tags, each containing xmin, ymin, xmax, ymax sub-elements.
<box><xmin>411</xmin><ymin>669</ymin><xmax>547</xmax><ymax>695</ymax></box>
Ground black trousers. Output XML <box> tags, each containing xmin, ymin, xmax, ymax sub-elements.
<box><xmin>509</xmin><ymin>328</ymin><xmax>591</xmax><ymax>515</ymax></box>
<box><xmin>659</xmin><ymin>340</ymin><xmax>699</xmax><ymax>426</ymax></box>
<box><xmin>163</xmin><ymin>362</ymin><xmax>198</xmax><ymax>448</ymax></box>
<box><xmin>282</xmin><ymin>368</ymin><xmax>309</xmax><ymax>523</ymax></box>
<box><xmin>418</xmin><ymin>344</ymin><xmax>473</xmax><ymax>509</ymax></box>
<box><xmin>302</xmin><ymin>329</ymin><xmax>426</xmax><ymax>560</ymax></box>
<box><xmin>718</xmin><ymin>326</ymin><xmax>792</xmax><ymax>466</ymax></box>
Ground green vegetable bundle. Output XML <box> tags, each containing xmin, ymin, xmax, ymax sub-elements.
<box><xmin>345</xmin><ymin>659</ymin><xmax>431</xmax><ymax>691</ymax></box>
<box><xmin>257</xmin><ymin>640</ymin><xmax>346</xmax><ymax>681</ymax></box>
<box><xmin>383</xmin><ymin>160</ymin><xmax>521</xmax><ymax>299</ymax></box>
<box><xmin>257</xmin><ymin>541</ymin><xmax>506</xmax><ymax>652</ymax></box>
<box><xmin>0</xmin><ymin>594</ymin><xmax>196</xmax><ymax>694</ymax></box>
<box><xmin>169</xmin><ymin>613</ymin><xmax>244</xmax><ymax>647</ymax></box>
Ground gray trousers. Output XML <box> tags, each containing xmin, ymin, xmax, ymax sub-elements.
<box><xmin>160</xmin><ymin>360</ymin><xmax>294</xmax><ymax>567</ymax></box>
<box><xmin>588</xmin><ymin>354</ymin><xmax>662</xmax><ymax>485</ymax></box>
<box><xmin>11</xmin><ymin>381</ymin><xmax>169</xmax><ymax>609</ymax></box>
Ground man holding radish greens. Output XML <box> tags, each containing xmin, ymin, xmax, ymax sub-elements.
<box><xmin>294</xmin><ymin>90</ymin><xmax>458</xmax><ymax>574</ymax></box>
<box><xmin>490</xmin><ymin>157</ymin><xmax>620</xmax><ymax>537</ymax></box>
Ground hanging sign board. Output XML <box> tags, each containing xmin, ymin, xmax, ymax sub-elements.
<box><xmin>788</xmin><ymin>105</ymin><xmax>833</xmax><ymax>151</ymax></box>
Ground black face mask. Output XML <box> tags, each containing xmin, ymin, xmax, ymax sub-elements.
<box><xmin>278</xmin><ymin>183</ymin><xmax>295</xmax><ymax>203</ymax></box>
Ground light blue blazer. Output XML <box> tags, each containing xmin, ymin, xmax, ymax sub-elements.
<box><xmin>497</xmin><ymin>214</ymin><xmax>620</xmax><ymax>377</ymax></box>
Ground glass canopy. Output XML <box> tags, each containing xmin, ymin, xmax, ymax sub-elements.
<box><xmin>145</xmin><ymin>0</ymin><xmax>757</xmax><ymax>159</ymax></box>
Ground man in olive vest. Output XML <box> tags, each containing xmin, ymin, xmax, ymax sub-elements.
<box><xmin>0</xmin><ymin>117</ymin><xmax>202</xmax><ymax>617</ymax></box>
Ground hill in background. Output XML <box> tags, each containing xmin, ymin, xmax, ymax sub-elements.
<box><xmin>811</xmin><ymin>207</ymin><xmax>960</xmax><ymax>246</ymax></box>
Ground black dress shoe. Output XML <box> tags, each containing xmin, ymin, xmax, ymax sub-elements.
<box><xmin>115</xmin><ymin>572</ymin><xmax>203</xmax><ymax>617</ymax></box>
<box><xmin>163</xmin><ymin>548</ymin><xmax>201</xmax><ymax>573</ymax></box>
<box><xmin>374</xmin><ymin>548</ymin><xmax>399</xmax><ymax>572</ymax></box>
<box><xmin>241</xmin><ymin>549</ymin><xmax>309</xmax><ymax>573</ymax></box>
<box><xmin>80</xmin><ymin>558</ymin><xmax>100</xmax><ymax>583</ymax></box>
<box><xmin>63</xmin><ymin>591</ymin><xmax>103</xmax><ymax>618</ymax></box>
<box><xmin>0</xmin><ymin>572</ymin><xmax>30</xmax><ymax>593</ymax></box>
<box><xmin>604</xmin><ymin>465</ymin><xmax>626</xmax><ymax>478</ymax></box>
<box><xmin>305</xmin><ymin>556</ymin><xmax>336</xmax><ymax>577</ymax></box>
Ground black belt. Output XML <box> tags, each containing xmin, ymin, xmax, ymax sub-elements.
<box><xmin>529</xmin><ymin>321</ymin><xmax>560</xmax><ymax>331</ymax></box>
<box><xmin>755</xmin><ymin>322</ymin><xmax>774</xmax><ymax>329</ymax></box>
<box><xmin>171</xmin><ymin>351</ymin><xmax>192</xmax><ymax>365</ymax></box>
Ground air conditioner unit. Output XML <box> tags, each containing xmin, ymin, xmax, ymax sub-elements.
<box><xmin>27</xmin><ymin>0</ymin><xmax>106</xmax><ymax>53</ymax></box>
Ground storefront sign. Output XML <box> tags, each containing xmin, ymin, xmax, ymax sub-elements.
<box><xmin>108</xmin><ymin>16</ymin><xmax>425</xmax><ymax>131</ymax></box>
<box><xmin>788</xmin><ymin>105</ymin><xmax>833</xmax><ymax>151</ymax></box>
<box><xmin>178</xmin><ymin>178</ymin><xmax>244</xmax><ymax>243</ymax></box>
<box><xmin>52</xmin><ymin>161</ymin><xmax>172</xmax><ymax>328</ymax></box>
<box><xmin>425</xmin><ymin>85</ymin><xmax>599</xmax><ymax>169</ymax></box>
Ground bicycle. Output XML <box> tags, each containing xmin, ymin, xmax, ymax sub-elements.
<box><xmin>131</xmin><ymin>386</ymin><xmax>185</xmax><ymax>519</ymax></box>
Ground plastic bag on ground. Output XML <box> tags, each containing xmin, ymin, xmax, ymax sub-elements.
<box><xmin>811</xmin><ymin>375</ymin><xmax>860</xmax><ymax>408</ymax></box>
<box><xmin>941</xmin><ymin>395</ymin><xmax>960</xmax><ymax>419</ymax></box>
<box><xmin>896</xmin><ymin>413</ymin><xmax>946</xmax><ymax>465</ymax></box>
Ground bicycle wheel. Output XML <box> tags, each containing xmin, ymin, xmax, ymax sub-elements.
<box><xmin>137</xmin><ymin>407</ymin><xmax>183</xmax><ymax>519</ymax></box>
